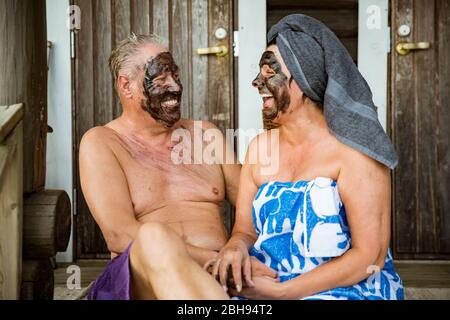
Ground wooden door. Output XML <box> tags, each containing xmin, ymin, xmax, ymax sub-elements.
<box><xmin>391</xmin><ymin>0</ymin><xmax>450</xmax><ymax>259</ymax></box>
<box><xmin>73</xmin><ymin>0</ymin><xmax>234</xmax><ymax>258</ymax></box>
<box><xmin>267</xmin><ymin>0</ymin><xmax>359</xmax><ymax>62</ymax></box>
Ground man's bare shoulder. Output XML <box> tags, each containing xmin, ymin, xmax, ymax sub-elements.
<box><xmin>79</xmin><ymin>126</ymin><xmax>125</xmax><ymax>181</ymax></box>
<box><xmin>79</xmin><ymin>126</ymin><xmax>118</xmax><ymax>156</ymax></box>
<box><xmin>177</xmin><ymin>119</ymin><xmax>220</xmax><ymax>131</ymax></box>
<box><xmin>81</xmin><ymin>126</ymin><xmax>118</xmax><ymax>145</ymax></box>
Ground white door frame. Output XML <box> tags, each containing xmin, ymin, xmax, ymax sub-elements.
<box><xmin>46</xmin><ymin>0</ymin><xmax>74</xmax><ymax>263</ymax></box>
<box><xmin>358</xmin><ymin>0</ymin><xmax>390</xmax><ymax>131</ymax></box>
<box><xmin>236</xmin><ymin>0</ymin><xmax>266</xmax><ymax>163</ymax></box>
<box><xmin>236</xmin><ymin>0</ymin><xmax>390</xmax><ymax>161</ymax></box>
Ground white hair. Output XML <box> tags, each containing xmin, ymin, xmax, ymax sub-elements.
<box><xmin>108</xmin><ymin>33</ymin><xmax>167</xmax><ymax>92</ymax></box>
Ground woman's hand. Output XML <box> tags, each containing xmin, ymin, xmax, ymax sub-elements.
<box><xmin>250</xmin><ymin>256</ymin><xmax>278</xmax><ymax>280</ymax></box>
<box><xmin>204</xmin><ymin>244</ymin><xmax>253</xmax><ymax>293</ymax></box>
<box><xmin>229</xmin><ymin>276</ymin><xmax>283</xmax><ymax>300</ymax></box>
<box><xmin>204</xmin><ymin>249</ymin><xmax>279</xmax><ymax>293</ymax></box>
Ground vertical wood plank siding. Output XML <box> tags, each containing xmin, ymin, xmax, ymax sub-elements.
<box><xmin>391</xmin><ymin>0</ymin><xmax>450</xmax><ymax>259</ymax></box>
<box><xmin>74</xmin><ymin>0</ymin><xmax>234</xmax><ymax>257</ymax></box>
<box><xmin>0</xmin><ymin>0</ymin><xmax>47</xmax><ymax>194</ymax></box>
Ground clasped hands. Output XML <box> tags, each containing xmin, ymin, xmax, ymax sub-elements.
<box><xmin>204</xmin><ymin>245</ymin><xmax>284</xmax><ymax>299</ymax></box>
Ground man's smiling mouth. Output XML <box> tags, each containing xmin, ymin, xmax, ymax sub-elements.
<box><xmin>260</xmin><ymin>92</ymin><xmax>274</xmax><ymax>108</ymax></box>
<box><xmin>161</xmin><ymin>99</ymin><xmax>180</xmax><ymax>108</ymax></box>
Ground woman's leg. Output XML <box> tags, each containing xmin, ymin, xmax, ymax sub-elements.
<box><xmin>130</xmin><ymin>222</ymin><xmax>229</xmax><ymax>300</ymax></box>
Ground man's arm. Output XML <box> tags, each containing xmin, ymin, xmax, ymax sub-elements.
<box><xmin>81</xmin><ymin>127</ymin><xmax>220</xmax><ymax>264</ymax></box>
<box><xmin>79</xmin><ymin>127</ymin><xmax>141</xmax><ymax>255</ymax></box>
<box><xmin>202</xmin><ymin>121</ymin><xmax>241</xmax><ymax>206</ymax></box>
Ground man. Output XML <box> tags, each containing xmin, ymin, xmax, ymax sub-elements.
<box><xmin>80</xmin><ymin>34</ymin><xmax>242</xmax><ymax>300</ymax></box>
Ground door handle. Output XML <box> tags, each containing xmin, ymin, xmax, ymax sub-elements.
<box><xmin>396</xmin><ymin>42</ymin><xmax>431</xmax><ymax>55</ymax></box>
<box><xmin>196</xmin><ymin>45</ymin><xmax>228</xmax><ymax>57</ymax></box>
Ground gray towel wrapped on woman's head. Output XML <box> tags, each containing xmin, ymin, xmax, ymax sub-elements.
<box><xmin>268</xmin><ymin>14</ymin><xmax>398</xmax><ymax>169</ymax></box>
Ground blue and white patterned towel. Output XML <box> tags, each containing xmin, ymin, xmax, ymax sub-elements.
<box><xmin>249</xmin><ymin>177</ymin><xmax>404</xmax><ymax>300</ymax></box>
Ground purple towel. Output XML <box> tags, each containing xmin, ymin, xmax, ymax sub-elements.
<box><xmin>88</xmin><ymin>242</ymin><xmax>133</xmax><ymax>300</ymax></box>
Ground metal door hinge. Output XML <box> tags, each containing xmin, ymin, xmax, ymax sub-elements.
<box><xmin>70</xmin><ymin>30</ymin><xmax>76</xmax><ymax>59</ymax></box>
<box><xmin>47</xmin><ymin>40</ymin><xmax>53</xmax><ymax>67</ymax></box>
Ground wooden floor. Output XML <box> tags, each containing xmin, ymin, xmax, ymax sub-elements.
<box><xmin>394</xmin><ymin>261</ymin><xmax>450</xmax><ymax>288</ymax></box>
<box><xmin>53</xmin><ymin>260</ymin><xmax>450</xmax><ymax>300</ymax></box>
<box><xmin>54</xmin><ymin>260</ymin><xmax>108</xmax><ymax>300</ymax></box>
<box><xmin>395</xmin><ymin>261</ymin><xmax>450</xmax><ymax>300</ymax></box>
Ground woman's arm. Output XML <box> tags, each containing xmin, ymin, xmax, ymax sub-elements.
<box><xmin>226</xmin><ymin>159</ymin><xmax>259</xmax><ymax>251</ymax></box>
<box><xmin>211</xmin><ymin>140</ymin><xmax>260</xmax><ymax>291</ymax></box>
<box><xmin>279</xmin><ymin>151</ymin><xmax>391</xmax><ymax>299</ymax></box>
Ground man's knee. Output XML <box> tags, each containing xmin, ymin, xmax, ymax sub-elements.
<box><xmin>136</xmin><ymin>222</ymin><xmax>174</xmax><ymax>251</ymax></box>
<box><xmin>132</xmin><ymin>222</ymin><xmax>183</xmax><ymax>269</ymax></box>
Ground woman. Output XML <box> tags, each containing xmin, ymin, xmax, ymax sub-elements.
<box><xmin>207</xmin><ymin>14</ymin><xmax>404</xmax><ymax>300</ymax></box>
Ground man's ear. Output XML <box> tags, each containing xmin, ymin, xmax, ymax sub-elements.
<box><xmin>118</xmin><ymin>75</ymin><xmax>133</xmax><ymax>99</ymax></box>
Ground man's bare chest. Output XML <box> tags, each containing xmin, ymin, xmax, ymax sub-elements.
<box><xmin>120</xmin><ymin>149</ymin><xmax>225</xmax><ymax>213</ymax></box>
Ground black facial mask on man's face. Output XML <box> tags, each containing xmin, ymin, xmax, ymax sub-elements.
<box><xmin>252</xmin><ymin>51</ymin><xmax>291</xmax><ymax>120</ymax></box>
<box><xmin>142</xmin><ymin>52</ymin><xmax>183</xmax><ymax>128</ymax></box>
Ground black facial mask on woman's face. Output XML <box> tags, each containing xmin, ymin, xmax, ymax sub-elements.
<box><xmin>252</xmin><ymin>51</ymin><xmax>291</xmax><ymax>120</ymax></box>
<box><xmin>142</xmin><ymin>52</ymin><xmax>183</xmax><ymax>128</ymax></box>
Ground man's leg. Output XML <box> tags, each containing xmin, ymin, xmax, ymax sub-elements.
<box><xmin>129</xmin><ymin>222</ymin><xmax>229</xmax><ymax>300</ymax></box>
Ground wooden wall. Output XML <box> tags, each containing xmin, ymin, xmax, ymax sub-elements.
<box><xmin>391</xmin><ymin>0</ymin><xmax>450</xmax><ymax>259</ymax></box>
<box><xmin>0</xmin><ymin>105</ymin><xmax>24</xmax><ymax>300</ymax></box>
<box><xmin>267</xmin><ymin>0</ymin><xmax>358</xmax><ymax>62</ymax></box>
<box><xmin>75</xmin><ymin>0</ymin><xmax>233</xmax><ymax>127</ymax></box>
<box><xmin>0</xmin><ymin>0</ymin><xmax>48</xmax><ymax>194</ymax></box>
<box><xmin>74</xmin><ymin>0</ymin><xmax>234</xmax><ymax>258</ymax></box>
